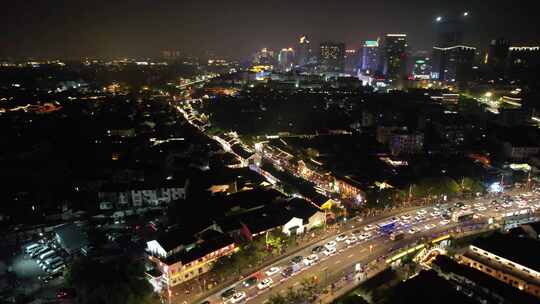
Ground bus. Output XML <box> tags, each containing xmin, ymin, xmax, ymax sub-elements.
<box><xmin>453</xmin><ymin>211</ymin><xmax>474</xmax><ymax>222</ymax></box>
<box><xmin>377</xmin><ymin>219</ymin><xmax>397</xmax><ymax>234</ymax></box>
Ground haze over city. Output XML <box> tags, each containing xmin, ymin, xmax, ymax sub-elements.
<box><xmin>2</xmin><ymin>0</ymin><xmax>540</xmax><ymax>58</ymax></box>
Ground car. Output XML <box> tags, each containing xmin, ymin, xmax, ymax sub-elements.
<box><xmin>414</xmin><ymin>215</ymin><xmax>424</xmax><ymax>221</ymax></box>
<box><xmin>364</xmin><ymin>224</ymin><xmax>376</xmax><ymax>231</ymax></box>
<box><xmin>311</xmin><ymin>246</ymin><xmax>324</xmax><ymax>254</ymax></box>
<box><xmin>243</xmin><ymin>276</ymin><xmax>258</xmax><ymax>288</ymax></box>
<box><xmin>291</xmin><ymin>256</ymin><xmax>303</xmax><ymax>264</ymax></box>
<box><xmin>303</xmin><ymin>254</ymin><xmax>319</xmax><ymax>266</ymax></box>
<box><xmin>424</xmin><ymin>223</ymin><xmax>436</xmax><ymax>230</ymax></box>
<box><xmin>439</xmin><ymin>220</ymin><xmax>450</xmax><ymax>225</ymax></box>
<box><xmin>324</xmin><ymin>241</ymin><xmax>337</xmax><ymax>250</ymax></box>
<box><xmin>221</xmin><ymin>288</ymin><xmax>236</xmax><ymax>300</ymax></box>
<box><xmin>265</xmin><ymin>267</ymin><xmax>280</xmax><ymax>276</ymax></box>
<box><xmin>476</xmin><ymin>206</ymin><xmax>487</xmax><ymax>211</ymax></box>
<box><xmin>345</xmin><ymin>236</ymin><xmax>357</xmax><ymax>245</ymax></box>
<box><xmin>56</xmin><ymin>288</ymin><xmax>76</xmax><ymax>299</ymax></box>
<box><xmin>352</xmin><ymin>229</ymin><xmax>362</xmax><ymax>235</ymax></box>
<box><xmin>358</xmin><ymin>232</ymin><xmax>371</xmax><ymax>240</ymax></box>
<box><xmin>231</xmin><ymin>291</ymin><xmax>246</xmax><ymax>303</ymax></box>
<box><xmin>281</xmin><ymin>266</ymin><xmax>294</xmax><ymax>277</ymax></box>
<box><xmin>430</xmin><ymin>211</ymin><xmax>441</xmax><ymax>217</ymax></box>
<box><xmin>323</xmin><ymin>247</ymin><xmax>336</xmax><ymax>256</ymax></box>
<box><xmin>336</xmin><ymin>234</ymin><xmax>348</xmax><ymax>242</ymax></box>
<box><xmin>416</xmin><ymin>209</ymin><xmax>427</xmax><ymax>215</ymax></box>
<box><xmin>401</xmin><ymin>215</ymin><xmax>411</xmax><ymax>220</ymax></box>
<box><xmin>257</xmin><ymin>278</ymin><xmax>273</xmax><ymax>290</ymax></box>
<box><xmin>408</xmin><ymin>228</ymin><xmax>418</xmax><ymax>234</ymax></box>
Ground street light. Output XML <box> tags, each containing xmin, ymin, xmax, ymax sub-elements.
<box><xmin>463</xmin><ymin>11</ymin><xmax>469</xmax><ymax>17</ymax></box>
<box><xmin>435</xmin><ymin>16</ymin><xmax>443</xmax><ymax>22</ymax></box>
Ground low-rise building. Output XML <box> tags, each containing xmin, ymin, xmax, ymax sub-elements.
<box><xmin>146</xmin><ymin>228</ymin><xmax>235</xmax><ymax>289</ymax></box>
<box><xmin>389</xmin><ymin>131</ymin><xmax>424</xmax><ymax>155</ymax></box>
<box><xmin>459</xmin><ymin>233</ymin><xmax>540</xmax><ymax>298</ymax></box>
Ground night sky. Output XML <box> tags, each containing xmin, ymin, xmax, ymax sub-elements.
<box><xmin>2</xmin><ymin>0</ymin><xmax>539</xmax><ymax>59</ymax></box>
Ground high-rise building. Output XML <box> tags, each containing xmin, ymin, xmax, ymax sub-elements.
<box><xmin>435</xmin><ymin>17</ymin><xmax>465</xmax><ymax>48</ymax></box>
<box><xmin>278</xmin><ymin>48</ymin><xmax>295</xmax><ymax>72</ymax></box>
<box><xmin>381</xmin><ymin>34</ymin><xmax>408</xmax><ymax>81</ymax></box>
<box><xmin>361</xmin><ymin>40</ymin><xmax>380</xmax><ymax>75</ymax></box>
<box><xmin>507</xmin><ymin>46</ymin><xmax>540</xmax><ymax>80</ymax></box>
<box><xmin>432</xmin><ymin>13</ymin><xmax>475</xmax><ymax>85</ymax></box>
<box><xmin>432</xmin><ymin>45</ymin><xmax>475</xmax><ymax>83</ymax></box>
<box><xmin>296</xmin><ymin>36</ymin><xmax>311</xmax><ymax>67</ymax></box>
<box><xmin>487</xmin><ymin>38</ymin><xmax>511</xmax><ymax>78</ymax></box>
<box><xmin>412</xmin><ymin>56</ymin><xmax>432</xmax><ymax>80</ymax></box>
<box><xmin>319</xmin><ymin>42</ymin><xmax>345</xmax><ymax>73</ymax></box>
<box><xmin>253</xmin><ymin>48</ymin><xmax>275</xmax><ymax>66</ymax></box>
<box><xmin>344</xmin><ymin>49</ymin><xmax>359</xmax><ymax>74</ymax></box>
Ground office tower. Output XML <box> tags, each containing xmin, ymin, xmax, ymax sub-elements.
<box><xmin>435</xmin><ymin>17</ymin><xmax>465</xmax><ymax>48</ymax></box>
<box><xmin>319</xmin><ymin>42</ymin><xmax>345</xmax><ymax>73</ymax></box>
<box><xmin>296</xmin><ymin>36</ymin><xmax>311</xmax><ymax>67</ymax></box>
<box><xmin>361</xmin><ymin>40</ymin><xmax>380</xmax><ymax>74</ymax></box>
<box><xmin>507</xmin><ymin>46</ymin><xmax>540</xmax><ymax>80</ymax></box>
<box><xmin>381</xmin><ymin>34</ymin><xmax>408</xmax><ymax>81</ymax></box>
<box><xmin>253</xmin><ymin>48</ymin><xmax>275</xmax><ymax>66</ymax></box>
<box><xmin>432</xmin><ymin>45</ymin><xmax>475</xmax><ymax>83</ymax></box>
<box><xmin>412</xmin><ymin>56</ymin><xmax>432</xmax><ymax>80</ymax></box>
<box><xmin>278</xmin><ymin>48</ymin><xmax>295</xmax><ymax>72</ymax></box>
<box><xmin>344</xmin><ymin>49</ymin><xmax>359</xmax><ymax>74</ymax></box>
<box><xmin>487</xmin><ymin>38</ymin><xmax>510</xmax><ymax>78</ymax></box>
<box><xmin>432</xmin><ymin>13</ymin><xmax>474</xmax><ymax>84</ymax></box>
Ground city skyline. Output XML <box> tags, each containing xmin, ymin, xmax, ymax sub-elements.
<box><xmin>2</xmin><ymin>0</ymin><xmax>540</xmax><ymax>59</ymax></box>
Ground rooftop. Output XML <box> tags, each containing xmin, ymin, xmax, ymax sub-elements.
<box><xmin>471</xmin><ymin>233</ymin><xmax>540</xmax><ymax>272</ymax></box>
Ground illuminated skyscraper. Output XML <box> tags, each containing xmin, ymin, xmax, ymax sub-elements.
<box><xmin>432</xmin><ymin>13</ymin><xmax>475</xmax><ymax>85</ymax></box>
<box><xmin>507</xmin><ymin>46</ymin><xmax>540</xmax><ymax>80</ymax></box>
<box><xmin>296</xmin><ymin>36</ymin><xmax>311</xmax><ymax>67</ymax></box>
<box><xmin>319</xmin><ymin>42</ymin><xmax>345</xmax><ymax>73</ymax></box>
<box><xmin>252</xmin><ymin>48</ymin><xmax>275</xmax><ymax>66</ymax></box>
<box><xmin>278</xmin><ymin>48</ymin><xmax>295</xmax><ymax>72</ymax></box>
<box><xmin>412</xmin><ymin>56</ymin><xmax>432</xmax><ymax>80</ymax></box>
<box><xmin>487</xmin><ymin>38</ymin><xmax>510</xmax><ymax>78</ymax></box>
<box><xmin>381</xmin><ymin>34</ymin><xmax>408</xmax><ymax>81</ymax></box>
<box><xmin>432</xmin><ymin>45</ymin><xmax>475</xmax><ymax>83</ymax></box>
<box><xmin>361</xmin><ymin>40</ymin><xmax>380</xmax><ymax>75</ymax></box>
<box><xmin>344</xmin><ymin>49</ymin><xmax>359</xmax><ymax>74</ymax></box>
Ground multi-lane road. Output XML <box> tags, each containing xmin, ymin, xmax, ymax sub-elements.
<box><xmin>198</xmin><ymin>189</ymin><xmax>540</xmax><ymax>304</ymax></box>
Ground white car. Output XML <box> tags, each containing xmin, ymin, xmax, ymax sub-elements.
<box><xmin>358</xmin><ymin>232</ymin><xmax>371</xmax><ymax>240</ymax></box>
<box><xmin>345</xmin><ymin>236</ymin><xmax>358</xmax><ymax>245</ymax></box>
<box><xmin>325</xmin><ymin>241</ymin><xmax>337</xmax><ymax>250</ymax></box>
<box><xmin>408</xmin><ymin>228</ymin><xmax>418</xmax><ymax>234</ymax></box>
<box><xmin>439</xmin><ymin>220</ymin><xmax>450</xmax><ymax>225</ymax></box>
<box><xmin>323</xmin><ymin>247</ymin><xmax>336</xmax><ymax>256</ymax></box>
<box><xmin>265</xmin><ymin>266</ymin><xmax>280</xmax><ymax>276</ymax></box>
<box><xmin>430</xmin><ymin>211</ymin><xmax>441</xmax><ymax>217</ymax></box>
<box><xmin>257</xmin><ymin>278</ymin><xmax>273</xmax><ymax>290</ymax></box>
<box><xmin>231</xmin><ymin>291</ymin><xmax>246</xmax><ymax>303</ymax></box>
<box><xmin>364</xmin><ymin>224</ymin><xmax>376</xmax><ymax>231</ymax></box>
<box><xmin>303</xmin><ymin>254</ymin><xmax>319</xmax><ymax>266</ymax></box>
<box><xmin>336</xmin><ymin>234</ymin><xmax>348</xmax><ymax>242</ymax></box>
<box><xmin>424</xmin><ymin>223</ymin><xmax>436</xmax><ymax>230</ymax></box>
<box><xmin>401</xmin><ymin>214</ymin><xmax>411</xmax><ymax>220</ymax></box>
<box><xmin>476</xmin><ymin>206</ymin><xmax>487</xmax><ymax>211</ymax></box>
<box><xmin>416</xmin><ymin>209</ymin><xmax>427</xmax><ymax>215</ymax></box>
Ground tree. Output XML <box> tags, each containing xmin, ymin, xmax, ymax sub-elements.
<box><xmin>65</xmin><ymin>257</ymin><xmax>156</xmax><ymax>304</ymax></box>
